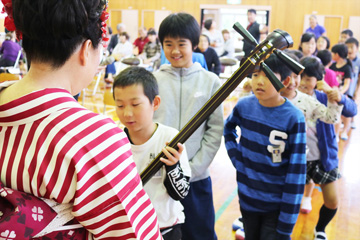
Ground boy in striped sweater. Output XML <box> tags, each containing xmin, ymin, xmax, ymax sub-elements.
<box><xmin>224</xmin><ymin>54</ymin><xmax>307</xmax><ymax>240</ymax></box>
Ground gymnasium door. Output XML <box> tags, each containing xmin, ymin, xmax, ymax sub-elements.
<box><xmin>142</xmin><ymin>10</ymin><xmax>171</xmax><ymax>32</ymax></box>
<box><xmin>324</xmin><ymin>16</ymin><xmax>342</xmax><ymax>47</ymax></box>
<box><xmin>109</xmin><ymin>9</ymin><xmax>139</xmax><ymax>42</ymax></box>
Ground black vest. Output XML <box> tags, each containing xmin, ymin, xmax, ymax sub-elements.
<box><xmin>243</xmin><ymin>21</ymin><xmax>260</xmax><ymax>57</ymax></box>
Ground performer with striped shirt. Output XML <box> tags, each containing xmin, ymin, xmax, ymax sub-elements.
<box><xmin>0</xmin><ymin>0</ymin><xmax>162</xmax><ymax>239</ymax></box>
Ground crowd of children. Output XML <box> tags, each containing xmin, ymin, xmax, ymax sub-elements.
<box><xmin>113</xmin><ymin>11</ymin><xmax>359</xmax><ymax>240</ymax></box>
<box><xmin>109</xmin><ymin>12</ymin><xmax>359</xmax><ymax>240</ymax></box>
<box><xmin>230</xmin><ymin>27</ymin><xmax>359</xmax><ymax>240</ymax></box>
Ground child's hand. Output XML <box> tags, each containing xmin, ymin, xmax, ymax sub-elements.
<box><xmin>242</xmin><ymin>79</ymin><xmax>252</xmax><ymax>92</ymax></box>
<box><xmin>326</xmin><ymin>88</ymin><xmax>341</xmax><ymax>103</ymax></box>
<box><xmin>112</xmin><ymin>53</ymin><xmax>123</xmax><ymax>61</ymax></box>
<box><xmin>144</xmin><ymin>58</ymin><xmax>152</xmax><ymax>65</ymax></box>
<box><xmin>160</xmin><ymin>142</ymin><xmax>184</xmax><ymax>166</ymax></box>
<box><xmin>210</xmin><ymin>41</ymin><xmax>217</xmax><ymax>48</ymax></box>
<box><xmin>316</xmin><ymin>80</ymin><xmax>332</xmax><ymax>92</ymax></box>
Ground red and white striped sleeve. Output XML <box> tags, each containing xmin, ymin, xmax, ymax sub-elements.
<box><xmin>0</xmin><ymin>89</ymin><xmax>162</xmax><ymax>239</ymax></box>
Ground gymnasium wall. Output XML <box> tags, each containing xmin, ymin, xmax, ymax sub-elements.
<box><xmin>109</xmin><ymin>0</ymin><xmax>360</xmax><ymax>49</ymax></box>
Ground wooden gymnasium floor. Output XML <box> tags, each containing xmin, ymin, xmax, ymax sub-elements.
<box><xmin>80</xmin><ymin>78</ymin><xmax>360</xmax><ymax>240</ymax></box>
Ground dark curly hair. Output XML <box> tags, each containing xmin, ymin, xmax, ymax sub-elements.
<box><xmin>12</xmin><ymin>0</ymin><xmax>106</xmax><ymax>68</ymax></box>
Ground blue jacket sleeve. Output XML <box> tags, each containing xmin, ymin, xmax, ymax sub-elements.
<box><xmin>338</xmin><ymin>94</ymin><xmax>358</xmax><ymax>118</ymax></box>
<box><xmin>316</xmin><ymin>90</ymin><xmax>357</xmax><ymax>118</ymax></box>
<box><xmin>192</xmin><ymin>52</ymin><xmax>208</xmax><ymax>70</ymax></box>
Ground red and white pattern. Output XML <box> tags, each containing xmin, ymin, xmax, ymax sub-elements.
<box><xmin>0</xmin><ymin>230</ymin><xmax>16</xmax><ymax>240</ymax></box>
<box><xmin>0</xmin><ymin>87</ymin><xmax>162</xmax><ymax>239</ymax></box>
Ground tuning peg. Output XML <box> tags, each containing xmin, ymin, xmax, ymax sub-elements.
<box><xmin>261</xmin><ymin>62</ymin><xmax>284</xmax><ymax>92</ymax></box>
<box><xmin>274</xmin><ymin>49</ymin><xmax>304</xmax><ymax>75</ymax></box>
<box><xmin>233</xmin><ymin>22</ymin><xmax>258</xmax><ymax>47</ymax></box>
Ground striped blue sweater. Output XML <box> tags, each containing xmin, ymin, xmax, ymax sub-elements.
<box><xmin>224</xmin><ymin>95</ymin><xmax>306</xmax><ymax>238</ymax></box>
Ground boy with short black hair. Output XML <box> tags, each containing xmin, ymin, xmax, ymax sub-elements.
<box><xmin>153</xmin><ymin>12</ymin><xmax>224</xmax><ymax>240</ymax></box>
<box><xmin>224</xmin><ymin>54</ymin><xmax>307</xmax><ymax>240</ymax></box>
<box><xmin>339</xmin><ymin>29</ymin><xmax>353</xmax><ymax>43</ymax></box>
<box><xmin>345</xmin><ymin>37</ymin><xmax>360</xmax><ymax>129</ymax></box>
<box><xmin>113</xmin><ymin>66</ymin><xmax>191</xmax><ymax>240</ymax></box>
<box><xmin>329</xmin><ymin>43</ymin><xmax>353</xmax><ymax>140</ymax></box>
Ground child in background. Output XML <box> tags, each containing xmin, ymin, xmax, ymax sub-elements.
<box><xmin>345</xmin><ymin>37</ymin><xmax>360</xmax><ymax>129</ymax></box>
<box><xmin>195</xmin><ymin>34</ymin><xmax>221</xmax><ymax>76</ymax></box>
<box><xmin>345</xmin><ymin>37</ymin><xmax>360</xmax><ymax>99</ymax></box>
<box><xmin>298</xmin><ymin>56</ymin><xmax>357</xmax><ymax>240</ymax></box>
<box><xmin>284</xmin><ymin>56</ymin><xmax>339</xmax><ymax>215</ymax></box>
<box><xmin>330</xmin><ymin>43</ymin><xmax>353</xmax><ymax>140</ymax></box>
<box><xmin>317</xmin><ymin>36</ymin><xmax>330</xmax><ymax>51</ymax></box>
<box><xmin>139</xmin><ymin>29</ymin><xmax>161</xmax><ymax>66</ymax></box>
<box><xmin>153</xmin><ymin>13</ymin><xmax>223</xmax><ymax>240</ymax></box>
<box><xmin>280</xmin><ymin>54</ymin><xmax>343</xmax><ymax>130</ymax></box>
<box><xmin>317</xmin><ymin>50</ymin><xmax>339</xmax><ymax>88</ymax></box>
<box><xmin>269</xmin><ymin>55</ymin><xmax>345</xmax><ymax>220</ymax></box>
<box><xmin>330</xmin><ymin>44</ymin><xmax>352</xmax><ymax>95</ymax></box>
<box><xmin>225</xmin><ymin>54</ymin><xmax>307</xmax><ymax>240</ymax></box>
<box><xmin>113</xmin><ymin>67</ymin><xmax>191</xmax><ymax>239</ymax></box>
<box><xmin>299</xmin><ymin>32</ymin><xmax>317</xmax><ymax>57</ymax></box>
<box><xmin>339</xmin><ymin>29</ymin><xmax>353</xmax><ymax>44</ymax></box>
<box><xmin>220</xmin><ymin>29</ymin><xmax>235</xmax><ymax>58</ymax></box>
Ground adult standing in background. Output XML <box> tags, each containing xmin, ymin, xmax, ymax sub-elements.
<box><xmin>305</xmin><ymin>15</ymin><xmax>326</xmax><ymax>39</ymax></box>
<box><xmin>243</xmin><ymin>9</ymin><xmax>268</xmax><ymax>57</ymax></box>
<box><xmin>107</xmin><ymin>23</ymin><xmax>126</xmax><ymax>54</ymax></box>
<box><xmin>202</xmin><ymin>19</ymin><xmax>224</xmax><ymax>56</ymax></box>
<box><xmin>0</xmin><ymin>32</ymin><xmax>22</xmax><ymax>67</ymax></box>
<box><xmin>133</xmin><ymin>26</ymin><xmax>149</xmax><ymax>55</ymax></box>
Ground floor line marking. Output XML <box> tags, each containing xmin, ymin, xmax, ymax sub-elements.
<box><xmin>215</xmin><ymin>188</ymin><xmax>238</xmax><ymax>222</ymax></box>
